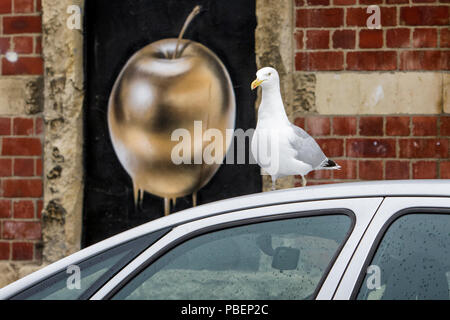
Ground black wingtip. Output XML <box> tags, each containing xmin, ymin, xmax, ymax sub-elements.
<box><xmin>323</xmin><ymin>159</ymin><xmax>340</xmax><ymax>169</ymax></box>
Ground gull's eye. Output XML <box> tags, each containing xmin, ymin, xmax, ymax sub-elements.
<box><xmin>268</xmin><ymin>73</ymin><xmax>272</xmax><ymax>76</ymax></box>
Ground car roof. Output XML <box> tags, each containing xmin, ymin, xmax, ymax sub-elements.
<box><xmin>1</xmin><ymin>179</ymin><xmax>449</xmax><ymax>299</ymax></box>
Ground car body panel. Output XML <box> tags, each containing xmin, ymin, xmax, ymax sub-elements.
<box><xmin>1</xmin><ymin>180</ymin><xmax>449</xmax><ymax>300</ymax></box>
<box><xmin>91</xmin><ymin>198</ymin><xmax>383</xmax><ymax>299</ymax></box>
<box><xmin>333</xmin><ymin>196</ymin><xmax>450</xmax><ymax>300</ymax></box>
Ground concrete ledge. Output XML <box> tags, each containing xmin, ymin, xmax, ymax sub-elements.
<box><xmin>316</xmin><ymin>72</ymin><xmax>446</xmax><ymax>115</ymax></box>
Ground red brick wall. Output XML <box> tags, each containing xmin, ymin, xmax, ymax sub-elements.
<box><xmin>0</xmin><ymin>0</ymin><xmax>43</xmax><ymax>263</ymax></box>
<box><xmin>294</xmin><ymin>115</ymin><xmax>450</xmax><ymax>186</ymax></box>
<box><xmin>0</xmin><ymin>0</ymin><xmax>43</xmax><ymax>75</ymax></box>
<box><xmin>294</xmin><ymin>0</ymin><xmax>449</xmax><ymax>71</ymax></box>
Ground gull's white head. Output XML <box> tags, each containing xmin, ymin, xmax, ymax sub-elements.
<box><xmin>251</xmin><ymin>67</ymin><xmax>279</xmax><ymax>90</ymax></box>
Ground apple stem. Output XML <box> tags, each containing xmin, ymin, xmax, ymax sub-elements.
<box><xmin>172</xmin><ymin>5</ymin><xmax>202</xmax><ymax>59</ymax></box>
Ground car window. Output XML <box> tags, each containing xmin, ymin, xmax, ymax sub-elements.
<box><xmin>357</xmin><ymin>213</ymin><xmax>450</xmax><ymax>300</ymax></box>
<box><xmin>112</xmin><ymin>214</ymin><xmax>353</xmax><ymax>300</ymax></box>
<box><xmin>11</xmin><ymin>228</ymin><xmax>170</xmax><ymax>300</ymax></box>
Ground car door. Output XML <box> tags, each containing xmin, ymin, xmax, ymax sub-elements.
<box><xmin>334</xmin><ymin>197</ymin><xmax>450</xmax><ymax>300</ymax></box>
<box><xmin>91</xmin><ymin>197</ymin><xmax>383</xmax><ymax>300</ymax></box>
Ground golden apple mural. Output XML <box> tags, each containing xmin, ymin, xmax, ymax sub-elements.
<box><xmin>107</xmin><ymin>6</ymin><xmax>236</xmax><ymax>215</ymax></box>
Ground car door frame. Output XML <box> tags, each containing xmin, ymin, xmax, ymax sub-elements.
<box><xmin>333</xmin><ymin>196</ymin><xmax>450</xmax><ymax>300</ymax></box>
<box><xmin>90</xmin><ymin>197</ymin><xmax>384</xmax><ymax>300</ymax></box>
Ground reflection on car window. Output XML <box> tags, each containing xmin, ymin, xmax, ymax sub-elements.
<box><xmin>12</xmin><ymin>228</ymin><xmax>169</xmax><ymax>300</ymax></box>
<box><xmin>113</xmin><ymin>214</ymin><xmax>353</xmax><ymax>300</ymax></box>
<box><xmin>357</xmin><ymin>214</ymin><xmax>450</xmax><ymax>300</ymax></box>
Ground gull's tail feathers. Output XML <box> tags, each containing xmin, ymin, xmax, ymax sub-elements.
<box><xmin>319</xmin><ymin>159</ymin><xmax>341</xmax><ymax>170</ymax></box>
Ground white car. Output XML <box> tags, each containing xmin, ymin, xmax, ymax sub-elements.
<box><xmin>1</xmin><ymin>180</ymin><xmax>449</xmax><ymax>300</ymax></box>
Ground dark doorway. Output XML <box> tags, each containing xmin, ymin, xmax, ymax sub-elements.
<box><xmin>82</xmin><ymin>0</ymin><xmax>261</xmax><ymax>246</ymax></box>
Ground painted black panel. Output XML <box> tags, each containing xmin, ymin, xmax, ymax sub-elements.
<box><xmin>83</xmin><ymin>0</ymin><xmax>261</xmax><ymax>246</ymax></box>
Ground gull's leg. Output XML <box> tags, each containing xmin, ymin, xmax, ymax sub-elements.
<box><xmin>302</xmin><ymin>175</ymin><xmax>307</xmax><ymax>187</ymax></box>
<box><xmin>271</xmin><ymin>178</ymin><xmax>276</xmax><ymax>191</ymax></box>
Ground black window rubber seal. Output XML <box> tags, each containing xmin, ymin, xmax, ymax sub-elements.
<box><xmin>104</xmin><ymin>208</ymin><xmax>357</xmax><ymax>300</ymax></box>
<box><xmin>349</xmin><ymin>207</ymin><xmax>450</xmax><ymax>300</ymax></box>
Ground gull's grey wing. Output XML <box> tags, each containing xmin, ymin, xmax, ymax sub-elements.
<box><xmin>289</xmin><ymin>123</ymin><xmax>327</xmax><ymax>169</ymax></box>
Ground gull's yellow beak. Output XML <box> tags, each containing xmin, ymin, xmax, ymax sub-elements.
<box><xmin>251</xmin><ymin>79</ymin><xmax>264</xmax><ymax>90</ymax></box>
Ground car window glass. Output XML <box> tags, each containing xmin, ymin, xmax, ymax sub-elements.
<box><xmin>12</xmin><ymin>228</ymin><xmax>170</xmax><ymax>300</ymax></box>
<box><xmin>357</xmin><ymin>214</ymin><xmax>450</xmax><ymax>300</ymax></box>
<box><xmin>113</xmin><ymin>214</ymin><xmax>353</xmax><ymax>300</ymax></box>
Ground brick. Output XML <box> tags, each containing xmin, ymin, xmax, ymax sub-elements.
<box><xmin>35</xmin><ymin>117</ymin><xmax>44</xmax><ymax>135</ymax></box>
<box><xmin>36</xmin><ymin>0</ymin><xmax>41</xmax><ymax>11</ymax></box>
<box><xmin>359</xmin><ymin>29</ymin><xmax>383</xmax><ymax>48</ymax></box>
<box><xmin>412</xmin><ymin>0</ymin><xmax>437</xmax><ymax>2</ymax></box>
<box><xmin>347</xmin><ymin>51</ymin><xmax>397</xmax><ymax>71</ymax></box>
<box><xmin>14</xmin><ymin>158</ymin><xmax>34</xmax><ymax>176</ymax></box>
<box><xmin>0</xmin><ymin>242</ymin><xmax>10</xmax><ymax>260</ymax></box>
<box><xmin>332</xmin><ymin>30</ymin><xmax>355</xmax><ymax>49</ymax></box>
<box><xmin>440</xmin><ymin>116</ymin><xmax>450</xmax><ymax>136</ymax></box>
<box><xmin>400</xmin><ymin>6</ymin><xmax>449</xmax><ymax>26</ymax></box>
<box><xmin>296</xmin><ymin>9</ymin><xmax>344</xmax><ymax>28</ymax></box>
<box><xmin>35</xmin><ymin>36</ymin><xmax>42</xmax><ymax>54</ymax></box>
<box><xmin>306</xmin><ymin>30</ymin><xmax>329</xmax><ymax>49</ymax></box>
<box><xmin>2</xmin><ymin>57</ymin><xmax>44</xmax><ymax>75</ymax></box>
<box><xmin>334</xmin><ymin>0</ymin><xmax>355</xmax><ymax>4</ymax></box>
<box><xmin>333</xmin><ymin>159</ymin><xmax>357</xmax><ymax>180</ymax></box>
<box><xmin>13</xmin><ymin>36</ymin><xmax>33</xmax><ymax>54</ymax></box>
<box><xmin>441</xmin><ymin>161</ymin><xmax>450</xmax><ymax>179</ymax></box>
<box><xmin>296</xmin><ymin>52</ymin><xmax>344</xmax><ymax>71</ymax></box>
<box><xmin>306</xmin><ymin>116</ymin><xmax>331</xmax><ymax>136</ymax></box>
<box><xmin>34</xmin><ymin>243</ymin><xmax>42</xmax><ymax>261</ymax></box>
<box><xmin>360</xmin><ymin>0</ymin><xmax>382</xmax><ymax>3</ymax></box>
<box><xmin>386</xmin><ymin>116</ymin><xmax>410</xmax><ymax>136</ymax></box>
<box><xmin>0</xmin><ymin>0</ymin><xmax>12</xmax><ymax>13</ymax></box>
<box><xmin>295</xmin><ymin>30</ymin><xmax>304</xmax><ymax>50</ymax></box>
<box><xmin>441</xmin><ymin>28</ymin><xmax>450</xmax><ymax>48</ymax></box>
<box><xmin>0</xmin><ymin>37</ymin><xmax>11</xmax><ymax>54</ymax></box>
<box><xmin>359</xmin><ymin>160</ymin><xmax>383</xmax><ymax>180</ymax></box>
<box><xmin>0</xmin><ymin>200</ymin><xmax>12</xmax><ymax>218</ymax></box>
<box><xmin>13</xmin><ymin>200</ymin><xmax>34</xmax><ymax>219</ymax></box>
<box><xmin>347</xmin><ymin>7</ymin><xmax>396</xmax><ymax>27</ymax></box>
<box><xmin>347</xmin><ymin>139</ymin><xmax>396</xmax><ymax>158</ymax></box>
<box><xmin>306</xmin><ymin>169</ymin><xmax>332</xmax><ymax>180</ymax></box>
<box><xmin>333</xmin><ymin>117</ymin><xmax>357</xmax><ymax>135</ymax></box>
<box><xmin>399</xmin><ymin>139</ymin><xmax>449</xmax><ymax>158</ymax></box>
<box><xmin>3</xmin><ymin>221</ymin><xmax>41</xmax><ymax>240</ymax></box>
<box><xmin>13</xmin><ymin>117</ymin><xmax>34</xmax><ymax>136</ymax></box>
<box><xmin>412</xmin><ymin>116</ymin><xmax>438</xmax><ymax>136</ymax></box>
<box><xmin>295</xmin><ymin>0</ymin><xmax>305</xmax><ymax>6</ymax></box>
<box><xmin>35</xmin><ymin>158</ymin><xmax>42</xmax><ymax>176</ymax></box>
<box><xmin>413</xmin><ymin>28</ymin><xmax>438</xmax><ymax>48</ymax></box>
<box><xmin>400</xmin><ymin>51</ymin><xmax>449</xmax><ymax>70</ymax></box>
<box><xmin>0</xmin><ymin>158</ymin><xmax>13</xmax><ymax>177</ymax></box>
<box><xmin>413</xmin><ymin>161</ymin><xmax>437</xmax><ymax>178</ymax></box>
<box><xmin>294</xmin><ymin>117</ymin><xmax>305</xmax><ymax>129</ymax></box>
<box><xmin>14</xmin><ymin>0</ymin><xmax>34</xmax><ymax>13</ymax></box>
<box><xmin>12</xmin><ymin>242</ymin><xmax>33</xmax><ymax>260</ymax></box>
<box><xmin>0</xmin><ymin>117</ymin><xmax>11</xmax><ymax>135</ymax></box>
<box><xmin>359</xmin><ymin>117</ymin><xmax>384</xmax><ymax>136</ymax></box>
<box><xmin>386</xmin><ymin>0</ymin><xmax>409</xmax><ymax>3</ymax></box>
<box><xmin>316</xmin><ymin>138</ymin><xmax>344</xmax><ymax>157</ymax></box>
<box><xmin>2</xmin><ymin>179</ymin><xmax>43</xmax><ymax>197</ymax></box>
<box><xmin>36</xmin><ymin>200</ymin><xmax>43</xmax><ymax>219</ymax></box>
<box><xmin>3</xmin><ymin>16</ymin><xmax>42</xmax><ymax>34</ymax></box>
<box><xmin>386</xmin><ymin>28</ymin><xmax>410</xmax><ymax>48</ymax></box>
<box><xmin>386</xmin><ymin>161</ymin><xmax>410</xmax><ymax>180</ymax></box>
<box><xmin>2</xmin><ymin>137</ymin><xmax>42</xmax><ymax>156</ymax></box>
<box><xmin>306</xmin><ymin>0</ymin><xmax>330</xmax><ymax>5</ymax></box>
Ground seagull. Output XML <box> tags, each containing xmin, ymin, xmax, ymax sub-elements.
<box><xmin>250</xmin><ymin>67</ymin><xmax>341</xmax><ymax>190</ymax></box>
